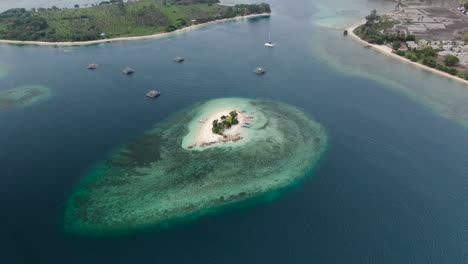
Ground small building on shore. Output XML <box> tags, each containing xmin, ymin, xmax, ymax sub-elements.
<box><xmin>398</xmin><ymin>45</ymin><xmax>408</xmax><ymax>51</ymax></box>
<box><xmin>406</xmin><ymin>41</ymin><xmax>418</xmax><ymax>49</ymax></box>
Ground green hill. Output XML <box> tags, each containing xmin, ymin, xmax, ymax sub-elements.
<box><xmin>0</xmin><ymin>0</ymin><xmax>271</xmax><ymax>42</ymax></box>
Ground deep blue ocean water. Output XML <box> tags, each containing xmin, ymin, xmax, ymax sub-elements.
<box><xmin>2</xmin><ymin>0</ymin><xmax>468</xmax><ymax>263</ymax></box>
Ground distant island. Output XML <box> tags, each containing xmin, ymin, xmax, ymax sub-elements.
<box><xmin>0</xmin><ymin>0</ymin><xmax>271</xmax><ymax>43</ymax></box>
<box><xmin>349</xmin><ymin>1</ymin><xmax>468</xmax><ymax>84</ymax></box>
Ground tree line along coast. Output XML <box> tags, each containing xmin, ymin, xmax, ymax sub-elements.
<box><xmin>0</xmin><ymin>0</ymin><xmax>271</xmax><ymax>42</ymax></box>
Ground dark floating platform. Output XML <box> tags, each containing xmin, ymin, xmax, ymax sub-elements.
<box><xmin>146</xmin><ymin>90</ymin><xmax>161</xmax><ymax>98</ymax></box>
<box><xmin>174</xmin><ymin>57</ymin><xmax>185</xmax><ymax>62</ymax></box>
<box><xmin>122</xmin><ymin>67</ymin><xmax>135</xmax><ymax>75</ymax></box>
<box><xmin>87</xmin><ymin>64</ymin><xmax>98</xmax><ymax>69</ymax></box>
<box><xmin>254</xmin><ymin>67</ymin><xmax>267</xmax><ymax>75</ymax></box>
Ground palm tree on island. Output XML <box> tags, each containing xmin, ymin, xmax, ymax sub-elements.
<box><xmin>212</xmin><ymin>111</ymin><xmax>239</xmax><ymax>135</ymax></box>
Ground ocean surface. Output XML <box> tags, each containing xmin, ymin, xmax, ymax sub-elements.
<box><xmin>2</xmin><ymin>0</ymin><xmax>468</xmax><ymax>263</ymax></box>
<box><xmin>0</xmin><ymin>0</ymin><xmax>103</xmax><ymax>10</ymax></box>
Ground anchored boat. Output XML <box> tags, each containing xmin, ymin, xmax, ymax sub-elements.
<box><xmin>264</xmin><ymin>32</ymin><xmax>276</xmax><ymax>47</ymax></box>
<box><xmin>87</xmin><ymin>64</ymin><xmax>98</xmax><ymax>69</ymax></box>
<box><xmin>254</xmin><ymin>67</ymin><xmax>267</xmax><ymax>75</ymax></box>
<box><xmin>122</xmin><ymin>67</ymin><xmax>135</xmax><ymax>75</ymax></box>
<box><xmin>146</xmin><ymin>90</ymin><xmax>161</xmax><ymax>98</ymax></box>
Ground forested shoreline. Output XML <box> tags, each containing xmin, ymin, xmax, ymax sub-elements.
<box><xmin>0</xmin><ymin>0</ymin><xmax>271</xmax><ymax>42</ymax></box>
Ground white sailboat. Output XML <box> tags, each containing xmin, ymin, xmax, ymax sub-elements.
<box><xmin>264</xmin><ymin>32</ymin><xmax>276</xmax><ymax>47</ymax></box>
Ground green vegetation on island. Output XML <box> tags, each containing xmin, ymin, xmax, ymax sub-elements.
<box><xmin>212</xmin><ymin>110</ymin><xmax>239</xmax><ymax>135</ymax></box>
<box><xmin>0</xmin><ymin>0</ymin><xmax>271</xmax><ymax>42</ymax></box>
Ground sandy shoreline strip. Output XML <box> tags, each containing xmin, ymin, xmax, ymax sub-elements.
<box><xmin>0</xmin><ymin>13</ymin><xmax>270</xmax><ymax>46</ymax></box>
<box><xmin>185</xmin><ymin>107</ymin><xmax>249</xmax><ymax>148</ymax></box>
<box><xmin>347</xmin><ymin>21</ymin><xmax>468</xmax><ymax>85</ymax></box>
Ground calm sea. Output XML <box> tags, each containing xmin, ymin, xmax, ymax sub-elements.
<box><xmin>0</xmin><ymin>0</ymin><xmax>102</xmax><ymax>11</ymax></box>
<box><xmin>2</xmin><ymin>0</ymin><xmax>468</xmax><ymax>263</ymax></box>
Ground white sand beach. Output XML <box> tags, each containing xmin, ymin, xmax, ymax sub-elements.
<box><xmin>347</xmin><ymin>22</ymin><xmax>468</xmax><ymax>85</ymax></box>
<box><xmin>184</xmin><ymin>107</ymin><xmax>250</xmax><ymax>149</ymax></box>
<box><xmin>0</xmin><ymin>13</ymin><xmax>270</xmax><ymax>47</ymax></box>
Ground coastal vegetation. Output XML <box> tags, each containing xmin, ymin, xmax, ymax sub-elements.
<box><xmin>354</xmin><ymin>10</ymin><xmax>415</xmax><ymax>44</ymax></box>
<box><xmin>355</xmin><ymin>10</ymin><xmax>468</xmax><ymax>80</ymax></box>
<box><xmin>0</xmin><ymin>0</ymin><xmax>271</xmax><ymax>42</ymax></box>
<box><xmin>394</xmin><ymin>46</ymin><xmax>467</xmax><ymax>78</ymax></box>
<box><xmin>212</xmin><ymin>110</ymin><xmax>239</xmax><ymax>135</ymax></box>
<box><xmin>443</xmin><ymin>54</ymin><xmax>460</xmax><ymax>66</ymax></box>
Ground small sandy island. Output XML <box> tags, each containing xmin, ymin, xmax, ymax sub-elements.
<box><xmin>183</xmin><ymin>107</ymin><xmax>252</xmax><ymax>149</ymax></box>
<box><xmin>64</xmin><ymin>98</ymin><xmax>327</xmax><ymax>235</ymax></box>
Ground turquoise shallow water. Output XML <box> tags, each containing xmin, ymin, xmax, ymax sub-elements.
<box><xmin>0</xmin><ymin>85</ymin><xmax>52</xmax><ymax>111</ymax></box>
<box><xmin>2</xmin><ymin>0</ymin><xmax>468</xmax><ymax>263</ymax></box>
<box><xmin>0</xmin><ymin>64</ymin><xmax>7</xmax><ymax>79</ymax></box>
<box><xmin>65</xmin><ymin>98</ymin><xmax>327</xmax><ymax>235</ymax></box>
